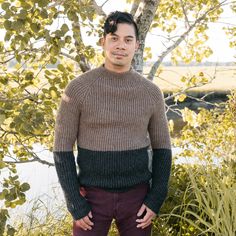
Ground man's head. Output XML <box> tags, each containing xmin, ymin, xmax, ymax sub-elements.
<box><xmin>101</xmin><ymin>11</ymin><xmax>139</xmax><ymax>73</ymax></box>
<box><xmin>103</xmin><ymin>11</ymin><xmax>139</xmax><ymax>40</ymax></box>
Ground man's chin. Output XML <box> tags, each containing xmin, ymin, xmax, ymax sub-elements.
<box><xmin>112</xmin><ymin>61</ymin><xmax>126</xmax><ymax>67</ymax></box>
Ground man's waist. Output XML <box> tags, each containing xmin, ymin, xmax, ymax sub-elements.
<box><xmin>77</xmin><ymin>145</ymin><xmax>152</xmax><ymax>190</ymax></box>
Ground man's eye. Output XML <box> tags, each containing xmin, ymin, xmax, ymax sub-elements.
<box><xmin>111</xmin><ymin>37</ymin><xmax>117</xmax><ymax>41</ymax></box>
<box><xmin>126</xmin><ymin>39</ymin><xmax>132</xmax><ymax>43</ymax></box>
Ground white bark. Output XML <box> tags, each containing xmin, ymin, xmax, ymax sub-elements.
<box><xmin>132</xmin><ymin>0</ymin><xmax>161</xmax><ymax>74</ymax></box>
<box><xmin>130</xmin><ymin>0</ymin><xmax>142</xmax><ymax>16</ymax></box>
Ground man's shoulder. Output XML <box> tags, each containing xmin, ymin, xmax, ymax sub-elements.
<box><xmin>72</xmin><ymin>67</ymin><xmax>101</xmax><ymax>84</ymax></box>
<box><xmin>63</xmin><ymin>67</ymin><xmax>100</xmax><ymax>97</ymax></box>
<box><xmin>138</xmin><ymin>74</ymin><xmax>163</xmax><ymax>98</ymax></box>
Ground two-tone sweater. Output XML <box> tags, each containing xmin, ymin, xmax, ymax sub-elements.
<box><xmin>53</xmin><ymin>65</ymin><xmax>172</xmax><ymax>220</ymax></box>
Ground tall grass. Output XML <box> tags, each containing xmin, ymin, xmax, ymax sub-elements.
<box><xmin>12</xmin><ymin>197</ymin><xmax>120</xmax><ymax>236</ymax></box>
<box><xmin>166</xmin><ymin>161</ymin><xmax>236</xmax><ymax>235</ymax></box>
<box><xmin>13</xmin><ymin>198</ymin><xmax>72</xmax><ymax>236</ymax></box>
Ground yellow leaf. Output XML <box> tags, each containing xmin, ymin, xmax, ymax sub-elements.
<box><xmin>168</xmin><ymin>119</ymin><xmax>174</xmax><ymax>132</ymax></box>
<box><xmin>178</xmin><ymin>94</ymin><xmax>187</xmax><ymax>102</ymax></box>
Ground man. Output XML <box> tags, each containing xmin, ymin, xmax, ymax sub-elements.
<box><xmin>53</xmin><ymin>11</ymin><xmax>172</xmax><ymax>236</ymax></box>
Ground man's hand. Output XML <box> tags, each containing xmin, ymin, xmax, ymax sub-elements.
<box><xmin>136</xmin><ymin>204</ymin><xmax>156</xmax><ymax>229</ymax></box>
<box><xmin>74</xmin><ymin>211</ymin><xmax>94</xmax><ymax>231</ymax></box>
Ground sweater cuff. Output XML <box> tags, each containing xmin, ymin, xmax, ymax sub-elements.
<box><xmin>143</xmin><ymin>148</ymin><xmax>172</xmax><ymax>214</ymax></box>
<box><xmin>69</xmin><ymin>196</ymin><xmax>91</xmax><ymax>220</ymax></box>
<box><xmin>53</xmin><ymin>151</ymin><xmax>91</xmax><ymax>220</ymax></box>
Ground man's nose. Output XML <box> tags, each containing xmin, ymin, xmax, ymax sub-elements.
<box><xmin>116</xmin><ymin>39</ymin><xmax>126</xmax><ymax>49</ymax></box>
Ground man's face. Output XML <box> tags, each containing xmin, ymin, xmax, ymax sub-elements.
<box><xmin>101</xmin><ymin>23</ymin><xmax>139</xmax><ymax>72</ymax></box>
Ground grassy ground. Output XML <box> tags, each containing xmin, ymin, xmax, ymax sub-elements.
<box><xmin>144</xmin><ymin>66</ymin><xmax>236</xmax><ymax>93</ymax></box>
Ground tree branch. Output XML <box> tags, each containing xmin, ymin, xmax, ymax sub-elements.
<box><xmin>13</xmin><ymin>133</ymin><xmax>54</xmax><ymax>167</ymax></box>
<box><xmin>187</xmin><ymin>94</ymin><xmax>219</xmax><ymax>107</ymax></box>
<box><xmin>180</xmin><ymin>0</ymin><xmax>190</xmax><ymax>28</ymax></box>
<box><xmin>60</xmin><ymin>51</ymin><xmax>89</xmax><ymax>73</ymax></box>
<box><xmin>60</xmin><ymin>51</ymin><xmax>76</xmax><ymax>61</ymax></box>
<box><xmin>101</xmin><ymin>0</ymin><xmax>110</xmax><ymax>8</ymax></box>
<box><xmin>0</xmin><ymin>95</ymin><xmax>33</xmax><ymax>103</ymax></box>
<box><xmin>72</xmin><ymin>22</ymin><xmax>91</xmax><ymax>72</ymax></box>
<box><xmin>147</xmin><ymin>0</ymin><xmax>228</xmax><ymax>80</ymax></box>
<box><xmin>91</xmin><ymin>0</ymin><xmax>107</xmax><ymax>17</ymax></box>
<box><xmin>0</xmin><ymin>56</ymin><xmax>15</xmax><ymax>64</ymax></box>
<box><xmin>166</xmin><ymin>105</ymin><xmax>182</xmax><ymax>117</ymax></box>
<box><xmin>4</xmin><ymin>158</ymin><xmax>54</xmax><ymax>166</ymax></box>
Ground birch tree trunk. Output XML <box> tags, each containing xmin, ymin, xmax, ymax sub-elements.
<box><xmin>131</xmin><ymin>0</ymin><xmax>161</xmax><ymax>74</ymax></box>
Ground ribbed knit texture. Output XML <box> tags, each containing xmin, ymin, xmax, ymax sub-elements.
<box><xmin>53</xmin><ymin>65</ymin><xmax>172</xmax><ymax>220</ymax></box>
<box><xmin>143</xmin><ymin>149</ymin><xmax>172</xmax><ymax>215</ymax></box>
<box><xmin>76</xmin><ymin>146</ymin><xmax>151</xmax><ymax>190</ymax></box>
<box><xmin>53</xmin><ymin>151</ymin><xmax>91</xmax><ymax>219</ymax></box>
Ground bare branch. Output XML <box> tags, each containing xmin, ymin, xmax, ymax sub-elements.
<box><xmin>180</xmin><ymin>0</ymin><xmax>190</xmax><ymax>28</ymax></box>
<box><xmin>61</xmin><ymin>50</ymin><xmax>91</xmax><ymax>72</ymax></box>
<box><xmin>0</xmin><ymin>95</ymin><xmax>33</xmax><ymax>103</ymax></box>
<box><xmin>147</xmin><ymin>0</ymin><xmax>228</xmax><ymax>80</ymax></box>
<box><xmin>166</xmin><ymin>105</ymin><xmax>182</xmax><ymax>117</ymax></box>
<box><xmin>72</xmin><ymin>22</ymin><xmax>91</xmax><ymax>72</ymax></box>
<box><xmin>0</xmin><ymin>127</ymin><xmax>50</xmax><ymax>138</ymax></box>
<box><xmin>101</xmin><ymin>0</ymin><xmax>110</xmax><ymax>7</ymax></box>
<box><xmin>201</xmin><ymin>91</ymin><xmax>215</xmax><ymax>100</ymax></box>
<box><xmin>149</xmin><ymin>32</ymin><xmax>180</xmax><ymax>42</ymax></box>
<box><xmin>4</xmin><ymin>158</ymin><xmax>54</xmax><ymax>166</ymax></box>
<box><xmin>187</xmin><ymin>94</ymin><xmax>219</xmax><ymax>107</ymax></box>
<box><xmin>60</xmin><ymin>52</ymin><xmax>77</xmax><ymax>61</ymax></box>
<box><xmin>164</xmin><ymin>66</ymin><xmax>218</xmax><ymax>103</ymax></box>
<box><xmin>13</xmin><ymin>133</ymin><xmax>54</xmax><ymax>167</ymax></box>
<box><xmin>0</xmin><ymin>56</ymin><xmax>15</xmax><ymax>64</ymax></box>
<box><xmin>3</xmin><ymin>146</ymin><xmax>54</xmax><ymax>166</ymax></box>
<box><xmin>91</xmin><ymin>0</ymin><xmax>106</xmax><ymax>17</ymax></box>
<box><xmin>209</xmin><ymin>21</ymin><xmax>236</xmax><ymax>26</ymax></box>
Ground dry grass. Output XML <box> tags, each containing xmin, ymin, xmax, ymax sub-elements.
<box><xmin>144</xmin><ymin>66</ymin><xmax>236</xmax><ymax>93</ymax></box>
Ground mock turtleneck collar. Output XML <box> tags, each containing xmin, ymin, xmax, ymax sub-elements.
<box><xmin>98</xmin><ymin>64</ymin><xmax>135</xmax><ymax>80</ymax></box>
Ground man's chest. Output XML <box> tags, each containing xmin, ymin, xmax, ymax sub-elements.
<box><xmin>80</xmin><ymin>88</ymin><xmax>153</xmax><ymax>127</ymax></box>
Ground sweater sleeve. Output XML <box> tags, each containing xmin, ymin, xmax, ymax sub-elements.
<box><xmin>144</xmin><ymin>86</ymin><xmax>172</xmax><ymax>215</ymax></box>
<box><xmin>53</xmin><ymin>80</ymin><xmax>91</xmax><ymax>220</ymax></box>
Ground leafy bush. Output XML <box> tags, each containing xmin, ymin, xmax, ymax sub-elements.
<box><xmin>154</xmin><ymin>90</ymin><xmax>236</xmax><ymax>235</ymax></box>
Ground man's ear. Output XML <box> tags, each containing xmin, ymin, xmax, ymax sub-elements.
<box><xmin>99</xmin><ymin>37</ymin><xmax>105</xmax><ymax>47</ymax></box>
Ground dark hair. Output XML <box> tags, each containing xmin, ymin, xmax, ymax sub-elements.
<box><xmin>103</xmin><ymin>11</ymin><xmax>139</xmax><ymax>40</ymax></box>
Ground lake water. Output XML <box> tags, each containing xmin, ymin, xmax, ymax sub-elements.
<box><xmin>0</xmin><ymin>145</ymin><xmax>64</xmax><ymax>223</ymax></box>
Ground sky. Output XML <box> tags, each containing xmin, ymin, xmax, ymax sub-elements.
<box><xmin>94</xmin><ymin>0</ymin><xmax>236</xmax><ymax>62</ymax></box>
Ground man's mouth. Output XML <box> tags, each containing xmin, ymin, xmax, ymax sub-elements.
<box><xmin>112</xmin><ymin>52</ymin><xmax>128</xmax><ymax>57</ymax></box>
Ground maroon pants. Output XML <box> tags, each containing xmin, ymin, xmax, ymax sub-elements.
<box><xmin>73</xmin><ymin>183</ymin><xmax>152</xmax><ymax>236</ymax></box>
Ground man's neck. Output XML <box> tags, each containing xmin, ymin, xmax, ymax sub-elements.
<box><xmin>104</xmin><ymin>62</ymin><xmax>131</xmax><ymax>74</ymax></box>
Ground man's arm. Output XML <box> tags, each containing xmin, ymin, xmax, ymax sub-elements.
<box><xmin>53</xmin><ymin>80</ymin><xmax>91</xmax><ymax>220</ymax></box>
<box><xmin>143</xmin><ymin>149</ymin><xmax>172</xmax><ymax>214</ymax></box>
<box><xmin>143</xmin><ymin>86</ymin><xmax>172</xmax><ymax>215</ymax></box>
